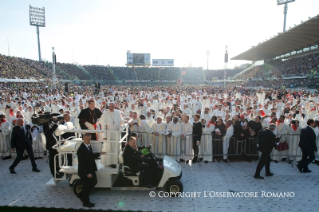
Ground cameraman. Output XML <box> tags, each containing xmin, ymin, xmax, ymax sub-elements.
<box><xmin>254</xmin><ymin>124</ymin><xmax>279</xmax><ymax>179</ymax></box>
<box><xmin>43</xmin><ymin>117</ymin><xmax>62</xmax><ymax>177</ymax></box>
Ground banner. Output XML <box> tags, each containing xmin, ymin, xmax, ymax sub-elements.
<box><xmin>152</xmin><ymin>59</ymin><xmax>174</xmax><ymax>66</ymax></box>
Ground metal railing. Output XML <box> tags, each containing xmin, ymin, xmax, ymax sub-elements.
<box><xmin>129</xmin><ymin>132</ymin><xmax>319</xmax><ymax>165</ymax></box>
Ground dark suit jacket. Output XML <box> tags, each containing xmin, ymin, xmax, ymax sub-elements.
<box><xmin>11</xmin><ymin>125</ymin><xmax>32</xmax><ymax>149</ymax></box>
<box><xmin>123</xmin><ymin>144</ymin><xmax>142</xmax><ymax>173</ymax></box>
<box><xmin>299</xmin><ymin>126</ymin><xmax>317</xmax><ymax>152</ymax></box>
<box><xmin>78</xmin><ymin>108</ymin><xmax>102</xmax><ymax>130</ymax></box>
<box><xmin>193</xmin><ymin>122</ymin><xmax>202</xmax><ymax>143</ymax></box>
<box><xmin>77</xmin><ymin>143</ymin><xmax>100</xmax><ymax>179</ymax></box>
<box><xmin>43</xmin><ymin>124</ymin><xmax>58</xmax><ymax>150</ymax></box>
<box><xmin>258</xmin><ymin>129</ymin><xmax>278</xmax><ymax>154</ymax></box>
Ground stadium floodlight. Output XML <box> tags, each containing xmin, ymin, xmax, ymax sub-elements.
<box><xmin>29</xmin><ymin>5</ymin><xmax>45</xmax><ymax>61</ymax></box>
<box><xmin>277</xmin><ymin>0</ymin><xmax>295</xmax><ymax>32</ymax></box>
<box><xmin>206</xmin><ymin>50</ymin><xmax>209</xmax><ymax>70</ymax></box>
<box><xmin>277</xmin><ymin>0</ymin><xmax>295</xmax><ymax>5</ymax></box>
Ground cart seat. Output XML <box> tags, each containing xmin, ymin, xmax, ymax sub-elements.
<box><xmin>119</xmin><ymin>151</ymin><xmax>140</xmax><ymax>176</ymax></box>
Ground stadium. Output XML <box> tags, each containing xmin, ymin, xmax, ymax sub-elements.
<box><xmin>1</xmin><ymin>1</ymin><xmax>319</xmax><ymax>212</ymax></box>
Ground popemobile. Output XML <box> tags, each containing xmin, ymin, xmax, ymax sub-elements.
<box><xmin>45</xmin><ymin>124</ymin><xmax>183</xmax><ymax>196</ymax></box>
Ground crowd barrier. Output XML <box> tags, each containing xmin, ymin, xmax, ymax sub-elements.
<box><xmin>130</xmin><ymin>132</ymin><xmax>319</xmax><ymax>165</ymax></box>
<box><xmin>1</xmin><ymin>131</ymin><xmax>319</xmax><ymax>167</ymax></box>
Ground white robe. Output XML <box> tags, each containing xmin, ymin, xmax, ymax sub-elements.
<box><xmin>151</xmin><ymin>122</ymin><xmax>166</xmax><ymax>157</ymax></box>
<box><xmin>200</xmin><ymin>123</ymin><xmax>215</xmax><ymax>161</ymax></box>
<box><xmin>272</xmin><ymin>122</ymin><xmax>288</xmax><ymax>161</ymax></box>
<box><xmin>0</xmin><ymin>121</ymin><xmax>11</xmax><ymax>157</ymax></box>
<box><xmin>223</xmin><ymin>125</ymin><xmax>234</xmax><ymax>159</ymax></box>
<box><xmin>139</xmin><ymin>120</ymin><xmax>152</xmax><ymax>147</ymax></box>
<box><xmin>165</xmin><ymin>122</ymin><xmax>182</xmax><ymax>160</ymax></box>
<box><xmin>181</xmin><ymin>121</ymin><xmax>193</xmax><ymax>161</ymax></box>
<box><xmin>99</xmin><ymin>109</ymin><xmax>124</xmax><ymax>165</ymax></box>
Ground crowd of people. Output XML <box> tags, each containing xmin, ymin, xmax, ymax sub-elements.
<box><xmin>0</xmin><ymin>54</ymin><xmax>48</xmax><ymax>79</ymax></box>
<box><xmin>235</xmin><ymin>52</ymin><xmax>319</xmax><ymax>81</ymax></box>
<box><xmin>56</xmin><ymin>62</ymin><xmax>88</xmax><ymax>80</ymax></box>
<box><xmin>1</xmin><ymin>84</ymin><xmax>318</xmax><ymax>168</ymax></box>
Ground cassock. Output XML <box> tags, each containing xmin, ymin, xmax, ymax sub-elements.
<box><xmin>181</xmin><ymin>121</ymin><xmax>193</xmax><ymax>161</ymax></box>
<box><xmin>192</xmin><ymin>122</ymin><xmax>202</xmax><ymax>161</ymax></box>
<box><xmin>0</xmin><ymin>120</ymin><xmax>11</xmax><ymax>157</ymax></box>
<box><xmin>151</xmin><ymin>122</ymin><xmax>166</xmax><ymax>157</ymax></box>
<box><xmin>99</xmin><ymin>109</ymin><xmax>124</xmax><ymax>165</ymax></box>
<box><xmin>139</xmin><ymin>120</ymin><xmax>152</xmax><ymax>147</ymax></box>
<box><xmin>78</xmin><ymin>108</ymin><xmax>103</xmax><ymax>140</ymax></box>
<box><xmin>165</xmin><ymin>121</ymin><xmax>182</xmax><ymax>160</ymax></box>
<box><xmin>200</xmin><ymin>121</ymin><xmax>215</xmax><ymax>162</ymax></box>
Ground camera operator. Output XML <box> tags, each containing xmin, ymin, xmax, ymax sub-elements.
<box><xmin>43</xmin><ymin>117</ymin><xmax>62</xmax><ymax>177</ymax></box>
<box><xmin>254</xmin><ymin>124</ymin><xmax>279</xmax><ymax>179</ymax></box>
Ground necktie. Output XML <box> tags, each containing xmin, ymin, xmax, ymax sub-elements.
<box><xmin>21</xmin><ymin>127</ymin><xmax>25</xmax><ymax>136</ymax></box>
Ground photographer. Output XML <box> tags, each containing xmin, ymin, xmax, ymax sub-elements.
<box><xmin>254</xmin><ymin>124</ymin><xmax>279</xmax><ymax>179</ymax></box>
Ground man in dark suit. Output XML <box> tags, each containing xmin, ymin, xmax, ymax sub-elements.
<box><xmin>9</xmin><ymin>119</ymin><xmax>40</xmax><ymax>174</ymax></box>
<box><xmin>192</xmin><ymin>114</ymin><xmax>202</xmax><ymax>163</ymax></box>
<box><xmin>254</xmin><ymin>124</ymin><xmax>279</xmax><ymax>179</ymax></box>
<box><xmin>77</xmin><ymin>133</ymin><xmax>105</xmax><ymax>208</ymax></box>
<box><xmin>123</xmin><ymin>136</ymin><xmax>155</xmax><ymax>188</ymax></box>
<box><xmin>297</xmin><ymin>119</ymin><xmax>317</xmax><ymax>173</ymax></box>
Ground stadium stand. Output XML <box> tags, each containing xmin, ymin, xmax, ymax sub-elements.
<box><xmin>56</xmin><ymin>62</ymin><xmax>89</xmax><ymax>80</ymax></box>
<box><xmin>82</xmin><ymin>65</ymin><xmax>115</xmax><ymax>80</ymax></box>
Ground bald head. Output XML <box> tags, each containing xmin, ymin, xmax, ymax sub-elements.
<box><xmin>17</xmin><ymin>118</ymin><xmax>24</xmax><ymax>126</ymax></box>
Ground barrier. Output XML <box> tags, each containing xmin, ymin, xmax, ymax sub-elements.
<box><xmin>125</xmin><ymin>132</ymin><xmax>319</xmax><ymax>165</ymax></box>
<box><xmin>2</xmin><ymin>130</ymin><xmax>319</xmax><ymax>167</ymax></box>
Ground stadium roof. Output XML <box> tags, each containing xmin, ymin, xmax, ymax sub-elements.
<box><xmin>231</xmin><ymin>15</ymin><xmax>319</xmax><ymax>61</ymax></box>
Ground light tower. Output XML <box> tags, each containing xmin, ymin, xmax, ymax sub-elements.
<box><xmin>206</xmin><ymin>50</ymin><xmax>210</xmax><ymax>70</ymax></box>
<box><xmin>52</xmin><ymin>47</ymin><xmax>57</xmax><ymax>89</ymax></box>
<box><xmin>277</xmin><ymin>0</ymin><xmax>295</xmax><ymax>32</ymax></box>
<box><xmin>29</xmin><ymin>5</ymin><xmax>46</xmax><ymax>61</ymax></box>
<box><xmin>224</xmin><ymin>45</ymin><xmax>228</xmax><ymax>88</ymax></box>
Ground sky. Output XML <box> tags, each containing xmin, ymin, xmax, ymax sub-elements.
<box><xmin>0</xmin><ymin>0</ymin><xmax>318</xmax><ymax>69</ymax></box>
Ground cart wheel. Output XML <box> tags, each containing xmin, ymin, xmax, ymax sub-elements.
<box><xmin>73</xmin><ymin>180</ymin><xmax>84</xmax><ymax>197</ymax></box>
<box><xmin>166</xmin><ymin>179</ymin><xmax>183</xmax><ymax>196</ymax></box>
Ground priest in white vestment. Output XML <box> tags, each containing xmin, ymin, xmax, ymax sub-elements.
<box><xmin>0</xmin><ymin>114</ymin><xmax>11</xmax><ymax>159</ymax></box>
<box><xmin>223</xmin><ymin>120</ymin><xmax>234</xmax><ymax>160</ymax></box>
<box><xmin>151</xmin><ymin>117</ymin><xmax>166</xmax><ymax>157</ymax></box>
<box><xmin>272</xmin><ymin>116</ymin><xmax>288</xmax><ymax>162</ymax></box>
<box><xmin>180</xmin><ymin>115</ymin><xmax>193</xmax><ymax>162</ymax></box>
<box><xmin>287</xmin><ymin>120</ymin><xmax>302</xmax><ymax>162</ymax></box>
<box><xmin>99</xmin><ymin>102</ymin><xmax>125</xmax><ymax>166</ymax></box>
<box><xmin>138</xmin><ymin>115</ymin><xmax>152</xmax><ymax>147</ymax></box>
<box><xmin>200</xmin><ymin>116</ymin><xmax>216</xmax><ymax>162</ymax></box>
<box><xmin>165</xmin><ymin>117</ymin><xmax>182</xmax><ymax>161</ymax></box>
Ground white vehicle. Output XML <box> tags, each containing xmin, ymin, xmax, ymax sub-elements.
<box><xmin>46</xmin><ymin>125</ymin><xmax>183</xmax><ymax>196</ymax></box>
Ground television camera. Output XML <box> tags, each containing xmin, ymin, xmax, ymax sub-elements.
<box><xmin>31</xmin><ymin>112</ymin><xmax>61</xmax><ymax>126</ymax></box>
